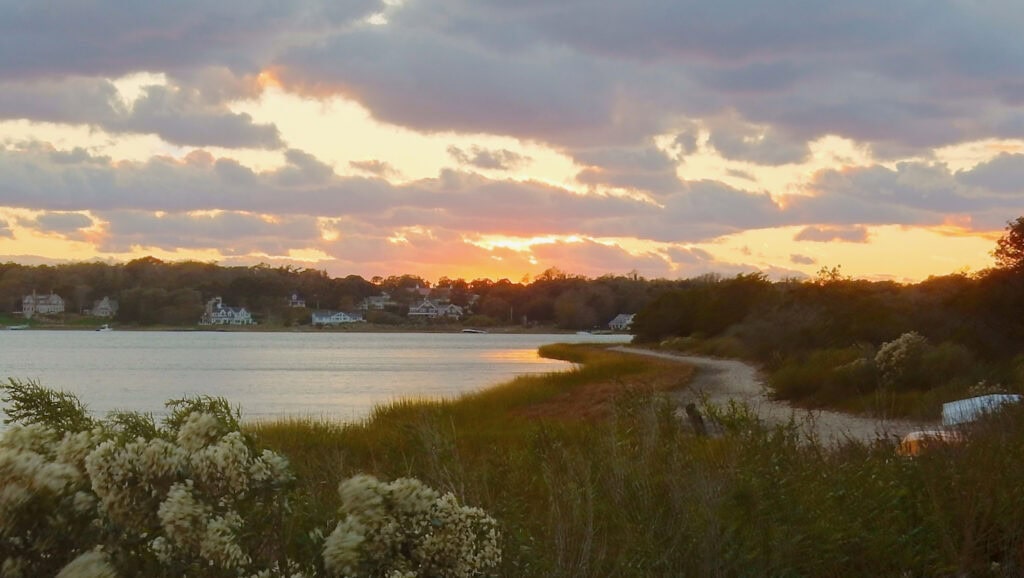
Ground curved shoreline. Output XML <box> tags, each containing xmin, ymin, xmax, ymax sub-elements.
<box><xmin>610</xmin><ymin>346</ymin><xmax>934</xmax><ymax>444</ymax></box>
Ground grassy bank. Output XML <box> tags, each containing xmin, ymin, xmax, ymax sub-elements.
<box><xmin>252</xmin><ymin>345</ymin><xmax>1024</xmax><ymax>577</ymax></box>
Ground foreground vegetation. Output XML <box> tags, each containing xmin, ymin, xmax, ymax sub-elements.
<box><xmin>5</xmin><ymin>345</ymin><xmax>1024</xmax><ymax>576</ymax></box>
<box><xmin>255</xmin><ymin>347</ymin><xmax>1024</xmax><ymax>577</ymax></box>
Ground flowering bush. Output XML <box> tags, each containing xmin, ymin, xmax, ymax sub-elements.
<box><xmin>874</xmin><ymin>331</ymin><xmax>930</xmax><ymax>390</ymax></box>
<box><xmin>322</xmin><ymin>475</ymin><xmax>501</xmax><ymax>578</ymax></box>
<box><xmin>0</xmin><ymin>380</ymin><xmax>501</xmax><ymax>577</ymax></box>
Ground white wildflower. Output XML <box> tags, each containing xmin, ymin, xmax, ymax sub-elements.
<box><xmin>200</xmin><ymin>512</ymin><xmax>251</xmax><ymax>569</ymax></box>
<box><xmin>190</xmin><ymin>431</ymin><xmax>250</xmax><ymax>496</ymax></box>
<box><xmin>158</xmin><ymin>481</ymin><xmax>207</xmax><ymax>548</ymax></box>
<box><xmin>338</xmin><ymin>474</ymin><xmax>386</xmax><ymax>520</ymax></box>
<box><xmin>176</xmin><ymin>412</ymin><xmax>222</xmax><ymax>452</ymax></box>
<box><xmin>323</xmin><ymin>516</ymin><xmax>367</xmax><ymax>576</ymax></box>
<box><xmin>55</xmin><ymin>548</ymin><xmax>117</xmax><ymax>578</ymax></box>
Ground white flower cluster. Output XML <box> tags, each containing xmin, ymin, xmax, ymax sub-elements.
<box><xmin>323</xmin><ymin>474</ymin><xmax>501</xmax><ymax>578</ymax></box>
<box><xmin>0</xmin><ymin>425</ymin><xmax>101</xmax><ymax>576</ymax></box>
<box><xmin>0</xmin><ymin>407</ymin><xmax>295</xmax><ymax>576</ymax></box>
<box><xmin>1</xmin><ymin>391</ymin><xmax>503</xmax><ymax>577</ymax></box>
<box><xmin>875</xmin><ymin>331</ymin><xmax>929</xmax><ymax>388</ymax></box>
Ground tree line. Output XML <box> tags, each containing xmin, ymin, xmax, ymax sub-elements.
<box><xmin>630</xmin><ymin>217</ymin><xmax>1024</xmax><ymax>416</ymax></box>
<box><xmin>0</xmin><ymin>259</ymin><xmax>680</xmax><ymax>329</ymax></box>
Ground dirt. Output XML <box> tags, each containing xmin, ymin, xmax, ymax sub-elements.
<box><xmin>610</xmin><ymin>346</ymin><xmax>935</xmax><ymax>445</ymax></box>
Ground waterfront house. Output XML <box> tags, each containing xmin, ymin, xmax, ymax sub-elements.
<box><xmin>200</xmin><ymin>297</ymin><xmax>256</xmax><ymax>325</ymax></box>
<box><xmin>89</xmin><ymin>296</ymin><xmax>119</xmax><ymax>318</ymax></box>
<box><xmin>608</xmin><ymin>313</ymin><xmax>636</xmax><ymax>331</ymax></box>
<box><xmin>408</xmin><ymin>299</ymin><xmax>463</xmax><ymax>320</ymax></box>
<box><xmin>358</xmin><ymin>293</ymin><xmax>397</xmax><ymax>311</ymax></box>
<box><xmin>287</xmin><ymin>292</ymin><xmax>306</xmax><ymax>308</ymax></box>
<box><xmin>311</xmin><ymin>310</ymin><xmax>365</xmax><ymax>326</ymax></box>
<box><xmin>408</xmin><ymin>299</ymin><xmax>441</xmax><ymax>319</ymax></box>
<box><xmin>22</xmin><ymin>291</ymin><xmax>65</xmax><ymax>319</ymax></box>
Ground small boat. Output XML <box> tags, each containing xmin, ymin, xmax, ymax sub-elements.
<box><xmin>96</xmin><ymin>324</ymin><xmax>112</xmax><ymax>332</ymax></box>
<box><xmin>7</xmin><ymin>324</ymin><xmax>29</xmax><ymax>330</ymax></box>
<box><xmin>461</xmin><ymin>328</ymin><xmax>488</xmax><ymax>334</ymax></box>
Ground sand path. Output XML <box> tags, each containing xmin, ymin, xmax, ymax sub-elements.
<box><xmin>610</xmin><ymin>346</ymin><xmax>933</xmax><ymax>444</ymax></box>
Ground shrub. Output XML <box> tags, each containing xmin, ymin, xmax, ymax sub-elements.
<box><xmin>875</xmin><ymin>331</ymin><xmax>930</xmax><ymax>390</ymax></box>
<box><xmin>0</xmin><ymin>380</ymin><xmax>501</xmax><ymax>577</ymax></box>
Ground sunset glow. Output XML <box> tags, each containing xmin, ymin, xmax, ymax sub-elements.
<box><xmin>1</xmin><ymin>2</ymin><xmax>1021</xmax><ymax>281</ymax></box>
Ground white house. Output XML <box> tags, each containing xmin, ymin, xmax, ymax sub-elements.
<box><xmin>22</xmin><ymin>291</ymin><xmax>65</xmax><ymax>318</ymax></box>
<box><xmin>287</xmin><ymin>292</ymin><xmax>306</xmax><ymax>308</ymax></box>
<box><xmin>608</xmin><ymin>313</ymin><xmax>636</xmax><ymax>331</ymax></box>
<box><xmin>200</xmin><ymin>297</ymin><xmax>255</xmax><ymax>325</ymax></box>
<box><xmin>89</xmin><ymin>296</ymin><xmax>119</xmax><ymax>318</ymax></box>
<box><xmin>312</xmin><ymin>310</ymin><xmax>365</xmax><ymax>326</ymax></box>
<box><xmin>358</xmin><ymin>293</ymin><xmax>397</xmax><ymax>311</ymax></box>
<box><xmin>408</xmin><ymin>299</ymin><xmax>463</xmax><ymax>320</ymax></box>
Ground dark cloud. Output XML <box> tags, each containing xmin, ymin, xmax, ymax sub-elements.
<box><xmin>447</xmin><ymin>146</ymin><xmax>531</xmax><ymax>171</ymax></box>
<box><xmin>0</xmin><ymin>143</ymin><xmax>794</xmax><ymax>247</ymax></box>
<box><xmin>0</xmin><ymin>78</ymin><xmax>283</xmax><ymax>149</ymax></box>
<box><xmin>272</xmin><ymin>0</ymin><xmax>1024</xmax><ymax>155</ymax></box>
<box><xmin>957</xmin><ymin>152</ymin><xmax>1024</xmax><ymax>194</ymax></box>
<box><xmin>30</xmin><ymin>212</ymin><xmax>94</xmax><ymax>235</ymax></box>
<box><xmin>0</xmin><ymin>220</ymin><xmax>11</xmax><ymax>238</ymax></box>
<box><xmin>788</xmin><ymin>161</ymin><xmax>1023</xmax><ymax>230</ymax></box>
<box><xmin>95</xmin><ymin>210</ymin><xmax>320</xmax><ymax>255</ymax></box>
<box><xmin>574</xmin><ymin>145</ymin><xmax>683</xmax><ymax>196</ymax></box>
<box><xmin>794</xmin><ymin>226</ymin><xmax>870</xmax><ymax>243</ymax></box>
<box><xmin>790</xmin><ymin>254</ymin><xmax>816</xmax><ymax>265</ymax></box>
<box><xmin>704</xmin><ymin>114</ymin><xmax>810</xmax><ymax>166</ymax></box>
<box><xmin>0</xmin><ymin>2</ymin><xmax>383</xmax><ymax>81</ymax></box>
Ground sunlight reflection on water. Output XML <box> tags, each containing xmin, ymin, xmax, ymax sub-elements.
<box><xmin>0</xmin><ymin>331</ymin><xmax>630</xmax><ymax>424</ymax></box>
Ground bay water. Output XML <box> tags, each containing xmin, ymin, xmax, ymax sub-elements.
<box><xmin>0</xmin><ymin>330</ymin><xmax>630</xmax><ymax>424</ymax></box>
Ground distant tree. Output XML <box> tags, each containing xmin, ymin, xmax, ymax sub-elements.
<box><xmin>994</xmin><ymin>216</ymin><xmax>1024</xmax><ymax>272</ymax></box>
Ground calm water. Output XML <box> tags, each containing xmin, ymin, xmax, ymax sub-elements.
<box><xmin>0</xmin><ymin>331</ymin><xmax>630</xmax><ymax>423</ymax></box>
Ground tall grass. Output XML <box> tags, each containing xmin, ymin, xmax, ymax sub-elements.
<box><xmin>253</xmin><ymin>345</ymin><xmax>1024</xmax><ymax>577</ymax></box>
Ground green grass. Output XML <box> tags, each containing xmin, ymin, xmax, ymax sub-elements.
<box><xmin>251</xmin><ymin>344</ymin><xmax>1024</xmax><ymax>576</ymax></box>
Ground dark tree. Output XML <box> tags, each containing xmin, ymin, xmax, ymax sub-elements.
<box><xmin>994</xmin><ymin>216</ymin><xmax>1024</xmax><ymax>272</ymax></box>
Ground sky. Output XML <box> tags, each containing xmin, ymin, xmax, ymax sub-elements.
<box><xmin>1</xmin><ymin>1</ymin><xmax>1022</xmax><ymax>283</ymax></box>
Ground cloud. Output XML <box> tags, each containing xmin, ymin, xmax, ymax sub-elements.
<box><xmin>794</xmin><ymin>226</ymin><xmax>870</xmax><ymax>243</ymax></box>
<box><xmin>790</xmin><ymin>161</ymin><xmax>1023</xmax><ymax>230</ymax></box>
<box><xmin>0</xmin><ymin>77</ymin><xmax>283</xmax><ymax>149</ymax></box>
<box><xmin>447</xmin><ymin>146</ymin><xmax>531</xmax><ymax>171</ymax></box>
<box><xmin>704</xmin><ymin>113</ymin><xmax>810</xmax><ymax>165</ymax></box>
<box><xmin>28</xmin><ymin>212</ymin><xmax>94</xmax><ymax>235</ymax></box>
<box><xmin>573</xmin><ymin>145</ymin><xmax>683</xmax><ymax>196</ymax></box>
<box><xmin>790</xmin><ymin>254</ymin><xmax>816</xmax><ymax>265</ymax></box>
<box><xmin>956</xmin><ymin>152</ymin><xmax>1024</xmax><ymax>194</ymax></box>
<box><xmin>0</xmin><ymin>220</ymin><xmax>11</xmax><ymax>238</ymax></box>
<box><xmin>268</xmin><ymin>0</ymin><xmax>1024</xmax><ymax>157</ymax></box>
<box><xmin>95</xmin><ymin>210</ymin><xmax>321</xmax><ymax>255</ymax></box>
<box><xmin>531</xmin><ymin>239</ymin><xmax>673</xmax><ymax>279</ymax></box>
<box><xmin>349</xmin><ymin>159</ymin><xmax>401</xmax><ymax>179</ymax></box>
<box><xmin>0</xmin><ymin>2</ymin><xmax>384</xmax><ymax>81</ymax></box>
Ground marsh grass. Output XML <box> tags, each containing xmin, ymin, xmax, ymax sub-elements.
<box><xmin>251</xmin><ymin>345</ymin><xmax>1024</xmax><ymax>577</ymax></box>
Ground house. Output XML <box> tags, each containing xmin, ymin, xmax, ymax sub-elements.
<box><xmin>358</xmin><ymin>293</ymin><xmax>397</xmax><ymax>311</ymax></box>
<box><xmin>608</xmin><ymin>313</ymin><xmax>636</xmax><ymax>331</ymax></box>
<box><xmin>407</xmin><ymin>299</ymin><xmax>441</xmax><ymax>319</ymax></box>
<box><xmin>311</xmin><ymin>310</ymin><xmax>365</xmax><ymax>326</ymax></box>
<box><xmin>408</xmin><ymin>299</ymin><xmax>463</xmax><ymax>320</ymax></box>
<box><xmin>89</xmin><ymin>297</ymin><xmax>119</xmax><ymax>318</ymax></box>
<box><xmin>22</xmin><ymin>291</ymin><xmax>65</xmax><ymax>319</ymax></box>
<box><xmin>287</xmin><ymin>292</ymin><xmax>306</xmax><ymax>308</ymax></box>
<box><xmin>200</xmin><ymin>297</ymin><xmax>256</xmax><ymax>325</ymax></box>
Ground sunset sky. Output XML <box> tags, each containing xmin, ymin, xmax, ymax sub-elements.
<box><xmin>2</xmin><ymin>1</ymin><xmax>1022</xmax><ymax>282</ymax></box>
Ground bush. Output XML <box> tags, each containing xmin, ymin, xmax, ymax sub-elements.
<box><xmin>0</xmin><ymin>380</ymin><xmax>501</xmax><ymax>577</ymax></box>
